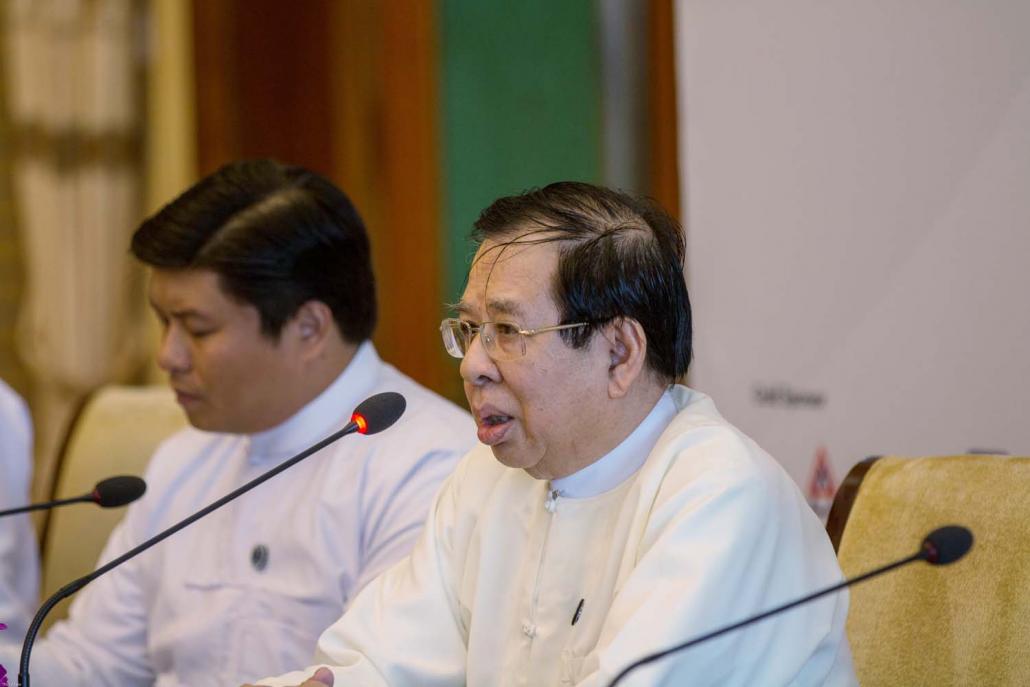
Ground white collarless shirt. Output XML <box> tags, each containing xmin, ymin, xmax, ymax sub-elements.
<box><xmin>1</xmin><ymin>343</ymin><xmax>474</xmax><ymax>687</ymax></box>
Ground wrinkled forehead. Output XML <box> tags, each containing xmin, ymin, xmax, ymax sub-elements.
<box><xmin>459</xmin><ymin>236</ymin><xmax>561</xmax><ymax>320</ymax></box>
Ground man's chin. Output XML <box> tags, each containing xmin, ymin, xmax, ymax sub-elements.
<box><xmin>182</xmin><ymin>408</ymin><xmax>221</xmax><ymax>433</ymax></box>
<box><xmin>184</xmin><ymin>414</ymin><xmax>215</xmax><ymax>432</ymax></box>
<box><xmin>176</xmin><ymin>395</ymin><xmax>214</xmax><ymax>428</ymax></box>
<box><xmin>489</xmin><ymin>443</ymin><xmax>543</xmax><ymax>476</ymax></box>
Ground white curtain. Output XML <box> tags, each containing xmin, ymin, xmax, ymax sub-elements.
<box><xmin>4</xmin><ymin>0</ymin><xmax>147</xmax><ymax>500</ymax></box>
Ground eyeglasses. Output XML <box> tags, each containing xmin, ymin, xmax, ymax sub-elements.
<box><xmin>440</xmin><ymin>318</ymin><xmax>589</xmax><ymax>361</ymax></box>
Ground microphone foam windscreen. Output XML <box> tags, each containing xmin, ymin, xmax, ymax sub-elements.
<box><xmin>351</xmin><ymin>392</ymin><xmax>406</xmax><ymax>435</ymax></box>
<box><xmin>922</xmin><ymin>525</ymin><xmax>973</xmax><ymax>565</ymax></box>
<box><xmin>93</xmin><ymin>476</ymin><xmax>148</xmax><ymax>508</ymax></box>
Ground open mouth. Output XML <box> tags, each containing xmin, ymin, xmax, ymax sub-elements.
<box><xmin>477</xmin><ymin>412</ymin><xmax>514</xmax><ymax>445</ymax></box>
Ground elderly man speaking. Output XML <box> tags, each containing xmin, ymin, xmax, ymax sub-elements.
<box><xmin>256</xmin><ymin>183</ymin><xmax>856</xmax><ymax>686</ymax></box>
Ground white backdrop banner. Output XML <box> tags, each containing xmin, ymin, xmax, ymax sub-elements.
<box><xmin>675</xmin><ymin>0</ymin><xmax>1030</xmax><ymax>514</ymax></box>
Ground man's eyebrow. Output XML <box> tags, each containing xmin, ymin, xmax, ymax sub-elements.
<box><xmin>452</xmin><ymin>299</ymin><xmax>524</xmax><ymax>319</ymax></box>
<box><xmin>485</xmin><ymin>298</ymin><xmax>525</xmax><ymax>319</ymax></box>
<box><xmin>149</xmin><ymin>303</ymin><xmax>212</xmax><ymax>322</ymax></box>
<box><xmin>175</xmin><ymin>310</ymin><xmax>212</xmax><ymax>321</ymax></box>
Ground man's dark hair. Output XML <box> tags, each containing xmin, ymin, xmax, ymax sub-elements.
<box><xmin>132</xmin><ymin>159</ymin><xmax>376</xmax><ymax>342</ymax></box>
<box><xmin>473</xmin><ymin>181</ymin><xmax>691</xmax><ymax>381</ymax></box>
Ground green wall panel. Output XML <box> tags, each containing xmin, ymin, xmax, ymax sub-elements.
<box><xmin>439</xmin><ymin>0</ymin><xmax>602</xmax><ymax>302</ymax></box>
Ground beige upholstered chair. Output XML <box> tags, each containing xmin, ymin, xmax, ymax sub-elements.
<box><xmin>39</xmin><ymin>385</ymin><xmax>186</xmax><ymax>630</ymax></box>
<box><xmin>826</xmin><ymin>455</ymin><xmax>1030</xmax><ymax>686</ymax></box>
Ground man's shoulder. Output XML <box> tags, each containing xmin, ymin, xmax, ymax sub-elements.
<box><xmin>372</xmin><ymin>364</ymin><xmax>473</xmax><ymax>442</ymax></box>
<box><xmin>644</xmin><ymin>387</ymin><xmax>798</xmax><ymax>505</ymax></box>
<box><xmin>317</xmin><ymin>363</ymin><xmax>476</xmax><ymax>496</ymax></box>
<box><xmin>634</xmin><ymin>389</ymin><xmax>830</xmax><ymax>565</ymax></box>
<box><xmin>142</xmin><ymin>426</ymin><xmax>238</xmax><ymax>487</ymax></box>
<box><xmin>658</xmin><ymin>387</ymin><xmax>773</xmax><ymax>469</ymax></box>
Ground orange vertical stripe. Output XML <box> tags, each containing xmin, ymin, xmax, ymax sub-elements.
<box><xmin>648</xmin><ymin>0</ymin><xmax>681</xmax><ymax>220</ymax></box>
<box><xmin>330</xmin><ymin>1</ymin><xmax>452</xmax><ymax>398</ymax></box>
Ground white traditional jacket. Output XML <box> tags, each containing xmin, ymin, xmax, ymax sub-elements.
<box><xmin>0</xmin><ymin>343</ymin><xmax>474</xmax><ymax>687</ymax></box>
<box><xmin>264</xmin><ymin>385</ymin><xmax>857</xmax><ymax>686</ymax></box>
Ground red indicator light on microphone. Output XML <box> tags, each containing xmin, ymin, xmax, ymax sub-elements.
<box><xmin>352</xmin><ymin>413</ymin><xmax>369</xmax><ymax>434</ymax></box>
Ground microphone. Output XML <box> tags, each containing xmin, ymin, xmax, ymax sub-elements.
<box><xmin>350</xmin><ymin>391</ymin><xmax>406</xmax><ymax>435</ymax></box>
<box><xmin>92</xmin><ymin>476</ymin><xmax>148</xmax><ymax>508</ymax></box>
<box><xmin>17</xmin><ymin>391</ymin><xmax>406</xmax><ymax>687</ymax></box>
<box><xmin>0</xmin><ymin>476</ymin><xmax>147</xmax><ymax>518</ymax></box>
<box><xmin>607</xmin><ymin>525</ymin><xmax>973</xmax><ymax>687</ymax></box>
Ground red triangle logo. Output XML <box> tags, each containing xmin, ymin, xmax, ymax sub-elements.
<box><xmin>807</xmin><ymin>445</ymin><xmax>837</xmax><ymax>502</ymax></box>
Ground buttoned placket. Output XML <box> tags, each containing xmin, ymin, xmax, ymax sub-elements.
<box><xmin>516</xmin><ymin>487</ymin><xmax>564</xmax><ymax>683</ymax></box>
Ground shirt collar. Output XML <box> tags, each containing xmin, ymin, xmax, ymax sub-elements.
<box><xmin>549</xmin><ymin>388</ymin><xmax>678</xmax><ymax>499</ymax></box>
<box><xmin>245</xmin><ymin>341</ymin><xmax>381</xmax><ymax>464</ymax></box>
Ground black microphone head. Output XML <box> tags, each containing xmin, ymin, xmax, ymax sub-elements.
<box><xmin>92</xmin><ymin>476</ymin><xmax>147</xmax><ymax>508</ymax></box>
<box><xmin>350</xmin><ymin>392</ymin><xmax>406</xmax><ymax>435</ymax></box>
<box><xmin>921</xmin><ymin>525</ymin><xmax>973</xmax><ymax>565</ymax></box>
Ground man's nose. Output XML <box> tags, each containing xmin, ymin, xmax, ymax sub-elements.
<box><xmin>156</xmin><ymin>325</ymin><xmax>191</xmax><ymax>374</ymax></box>
<box><xmin>459</xmin><ymin>330</ymin><xmax>501</xmax><ymax>387</ymax></box>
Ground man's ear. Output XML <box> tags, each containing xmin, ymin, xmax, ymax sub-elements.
<box><xmin>603</xmin><ymin>318</ymin><xmax>647</xmax><ymax>399</ymax></box>
<box><xmin>291</xmin><ymin>300</ymin><xmax>334</xmax><ymax>358</ymax></box>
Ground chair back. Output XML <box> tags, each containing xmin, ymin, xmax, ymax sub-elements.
<box><xmin>40</xmin><ymin>385</ymin><xmax>186</xmax><ymax>630</ymax></box>
<box><xmin>827</xmin><ymin>454</ymin><xmax>1030</xmax><ymax>686</ymax></box>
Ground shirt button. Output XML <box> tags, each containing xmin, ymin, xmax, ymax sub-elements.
<box><xmin>251</xmin><ymin>544</ymin><xmax>269</xmax><ymax>572</ymax></box>
<box><xmin>521</xmin><ymin>622</ymin><xmax>537</xmax><ymax>638</ymax></box>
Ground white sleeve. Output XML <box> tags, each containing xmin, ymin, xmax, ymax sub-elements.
<box><xmin>0</xmin><ymin>382</ymin><xmax>38</xmax><ymax>640</ymax></box>
<box><xmin>258</xmin><ymin>460</ymin><xmax>472</xmax><ymax>687</ymax></box>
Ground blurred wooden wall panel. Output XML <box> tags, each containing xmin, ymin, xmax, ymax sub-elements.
<box><xmin>192</xmin><ymin>0</ymin><xmax>450</xmax><ymax>398</ymax></box>
<box><xmin>329</xmin><ymin>0</ymin><xmax>448</xmax><ymax>396</ymax></box>
<box><xmin>378</xmin><ymin>1</ymin><xmax>448</xmax><ymax>395</ymax></box>
<box><xmin>192</xmin><ymin>0</ymin><xmax>334</xmax><ymax>176</ymax></box>
<box><xmin>191</xmin><ymin>0</ymin><xmax>237</xmax><ymax>174</ymax></box>
<box><xmin>647</xmin><ymin>0</ymin><xmax>681</xmax><ymax>220</ymax></box>
<box><xmin>329</xmin><ymin>1</ymin><xmax>384</xmax><ymax>247</ymax></box>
